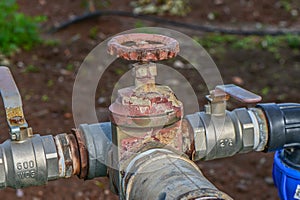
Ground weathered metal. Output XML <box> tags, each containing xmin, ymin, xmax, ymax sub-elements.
<box><xmin>122</xmin><ymin>148</ymin><xmax>233</xmax><ymax>200</ymax></box>
<box><xmin>0</xmin><ymin>66</ymin><xmax>29</xmax><ymax>140</ymax></box>
<box><xmin>54</xmin><ymin>134</ymin><xmax>74</xmax><ymax>178</ymax></box>
<box><xmin>107</xmin><ymin>33</ymin><xmax>194</xmax><ymax>196</ymax></box>
<box><xmin>77</xmin><ymin>122</ymin><xmax>112</xmax><ymax>179</ymax></box>
<box><xmin>71</xmin><ymin>128</ymin><xmax>89</xmax><ymax>179</ymax></box>
<box><xmin>107</xmin><ymin>33</ymin><xmax>179</xmax><ymax>61</ymax></box>
<box><xmin>0</xmin><ymin>34</ymin><xmax>278</xmax><ymax>199</ymax></box>
<box><xmin>132</xmin><ymin>62</ymin><xmax>157</xmax><ymax>86</ymax></box>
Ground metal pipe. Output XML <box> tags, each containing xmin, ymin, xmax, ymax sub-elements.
<box><xmin>122</xmin><ymin>148</ymin><xmax>232</xmax><ymax>200</ymax></box>
<box><xmin>0</xmin><ymin>122</ymin><xmax>112</xmax><ymax>189</ymax></box>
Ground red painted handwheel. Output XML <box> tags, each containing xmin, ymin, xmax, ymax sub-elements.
<box><xmin>107</xmin><ymin>33</ymin><xmax>179</xmax><ymax>62</ymax></box>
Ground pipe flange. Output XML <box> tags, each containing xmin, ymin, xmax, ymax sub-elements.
<box><xmin>72</xmin><ymin>128</ymin><xmax>89</xmax><ymax>179</ymax></box>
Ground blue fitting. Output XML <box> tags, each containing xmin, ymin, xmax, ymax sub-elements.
<box><xmin>273</xmin><ymin>150</ymin><xmax>300</xmax><ymax>200</ymax></box>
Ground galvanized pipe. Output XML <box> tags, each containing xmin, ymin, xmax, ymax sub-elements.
<box><xmin>122</xmin><ymin>148</ymin><xmax>232</xmax><ymax>200</ymax></box>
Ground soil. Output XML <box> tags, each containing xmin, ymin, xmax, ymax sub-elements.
<box><xmin>1</xmin><ymin>0</ymin><xmax>300</xmax><ymax>199</ymax></box>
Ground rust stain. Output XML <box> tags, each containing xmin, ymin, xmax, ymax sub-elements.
<box><xmin>67</xmin><ymin>134</ymin><xmax>80</xmax><ymax>176</ymax></box>
<box><xmin>6</xmin><ymin>107</ymin><xmax>25</xmax><ymax>125</ymax></box>
<box><xmin>107</xmin><ymin>33</ymin><xmax>192</xmax><ymax>167</ymax></box>
<box><xmin>110</xmin><ymin>85</ymin><xmax>182</xmax><ymax>118</ymax></box>
<box><xmin>72</xmin><ymin>128</ymin><xmax>89</xmax><ymax>179</ymax></box>
<box><xmin>107</xmin><ymin>33</ymin><xmax>179</xmax><ymax>62</ymax></box>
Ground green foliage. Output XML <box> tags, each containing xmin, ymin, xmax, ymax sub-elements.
<box><xmin>89</xmin><ymin>26</ymin><xmax>99</xmax><ymax>40</ymax></box>
<box><xmin>131</xmin><ymin>0</ymin><xmax>190</xmax><ymax>16</ymax></box>
<box><xmin>0</xmin><ymin>0</ymin><xmax>46</xmax><ymax>55</ymax></box>
<box><xmin>286</xmin><ymin>34</ymin><xmax>300</xmax><ymax>49</ymax></box>
<box><xmin>280</xmin><ymin>0</ymin><xmax>292</xmax><ymax>12</ymax></box>
<box><xmin>261</xmin><ymin>86</ymin><xmax>270</xmax><ymax>96</ymax></box>
<box><xmin>194</xmin><ymin>34</ymin><xmax>236</xmax><ymax>49</ymax></box>
<box><xmin>232</xmin><ymin>36</ymin><xmax>258</xmax><ymax>50</ymax></box>
<box><xmin>134</xmin><ymin>20</ymin><xmax>146</xmax><ymax>28</ymax></box>
<box><xmin>44</xmin><ymin>39</ymin><xmax>60</xmax><ymax>47</ymax></box>
<box><xmin>194</xmin><ymin>33</ymin><xmax>300</xmax><ymax>60</ymax></box>
<box><xmin>47</xmin><ymin>79</ymin><xmax>54</xmax><ymax>87</ymax></box>
<box><xmin>66</xmin><ymin>64</ymin><xmax>75</xmax><ymax>71</ymax></box>
<box><xmin>24</xmin><ymin>65</ymin><xmax>40</xmax><ymax>73</ymax></box>
<box><xmin>41</xmin><ymin>94</ymin><xmax>49</xmax><ymax>102</ymax></box>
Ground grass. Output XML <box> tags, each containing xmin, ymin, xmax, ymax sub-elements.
<box><xmin>66</xmin><ymin>63</ymin><xmax>74</xmax><ymax>71</ymax></box>
<box><xmin>41</xmin><ymin>94</ymin><xmax>49</xmax><ymax>102</ymax></box>
<box><xmin>194</xmin><ymin>33</ymin><xmax>300</xmax><ymax>61</ymax></box>
<box><xmin>47</xmin><ymin>80</ymin><xmax>54</xmax><ymax>87</ymax></box>
<box><xmin>44</xmin><ymin>39</ymin><xmax>60</xmax><ymax>47</ymax></box>
<box><xmin>0</xmin><ymin>0</ymin><xmax>46</xmax><ymax>55</ymax></box>
<box><xmin>89</xmin><ymin>26</ymin><xmax>99</xmax><ymax>40</ymax></box>
<box><xmin>24</xmin><ymin>65</ymin><xmax>40</xmax><ymax>73</ymax></box>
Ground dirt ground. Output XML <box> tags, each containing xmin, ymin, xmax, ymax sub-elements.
<box><xmin>1</xmin><ymin>0</ymin><xmax>300</xmax><ymax>199</ymax></box>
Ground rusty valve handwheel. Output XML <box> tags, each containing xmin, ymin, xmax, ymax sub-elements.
<box><xmin>107</xmin><ymin>33</ymin><xmax>179</xmax><ymax>62</ymax></box>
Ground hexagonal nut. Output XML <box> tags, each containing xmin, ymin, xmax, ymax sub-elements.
<box><xmin>193</xmin><ymin>126</ymin><xmax>206</xmax><ymax>160</ymax></box>
<box><xmin>133</xmin><ymin>63</ymin><xmax>157</xmax><ymax>79</ymax></box>
<box><xmin>185</xmin><ymin>114</ymin><xmax>207</xmax><ymax>160</ymax></box>
<box><xmin>234</xmin><ymin>108</ymin><xmax>255</xmax><ymax>151</ymax></box>
<box><xmin>42</xmin><ymin>135</ymin><xmax>59</xmax><ymax>180</ymax></box>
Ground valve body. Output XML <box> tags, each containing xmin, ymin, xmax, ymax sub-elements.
<box><xmin>185</xmin><ymin>108</ymin><xmax>268</xmax><ymax>161</ymax></box>
<box><xmin>0</xmin><ymin>135</ymin><xmax>59</xmax><ymax>188</ymax></box>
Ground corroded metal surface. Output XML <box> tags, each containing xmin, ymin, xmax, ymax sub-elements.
<box><xmin>249</xmin><ymin>108</ymin><xmax>269</xmax><ymax>151</ymax></box>
<box><xmin>107</xmin><ymin>33</ymin><xmax>179</xmax><ymax>61</ymax></box>
<box><xmin>116</xmin><ymin>120</ymin><xmax>185</xmax><ymax>162</ymax></box>
<box><xmin>0</xmin><ymin>66</ymin><xmax>28</xmax><ymax>140</ymax></box>
<box><xmin>71</xmin><ymin>128</ymin><xmax>89</xmax><ymax>179</ymax></box>
<box><xmin>67</xmin><ymin>134</ymin><xmax>80</xmax><ymax>176</ymax></box>
<box><xmin>133</xmin><ymin>62</ymin><xmax>157</xmax><ymax>86</ymax></box>
<box><xmin>109</xmin><ymin>83</ymin><xmax>186</xmax><ymax>162</ymax></box>
<box><xmin>54</xmin><ymin>133</ymin><xmax>82</xmax><ymax>178</ymax></box>
<box><xmin>110</xmin><ymin>85</ymin><xmax>182</xmax><ymax>118</ymax></box>
<box><xmin>123</xmin><ymin>149</ymin><xmax>233</xmax><ymax>200</ymax></box>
